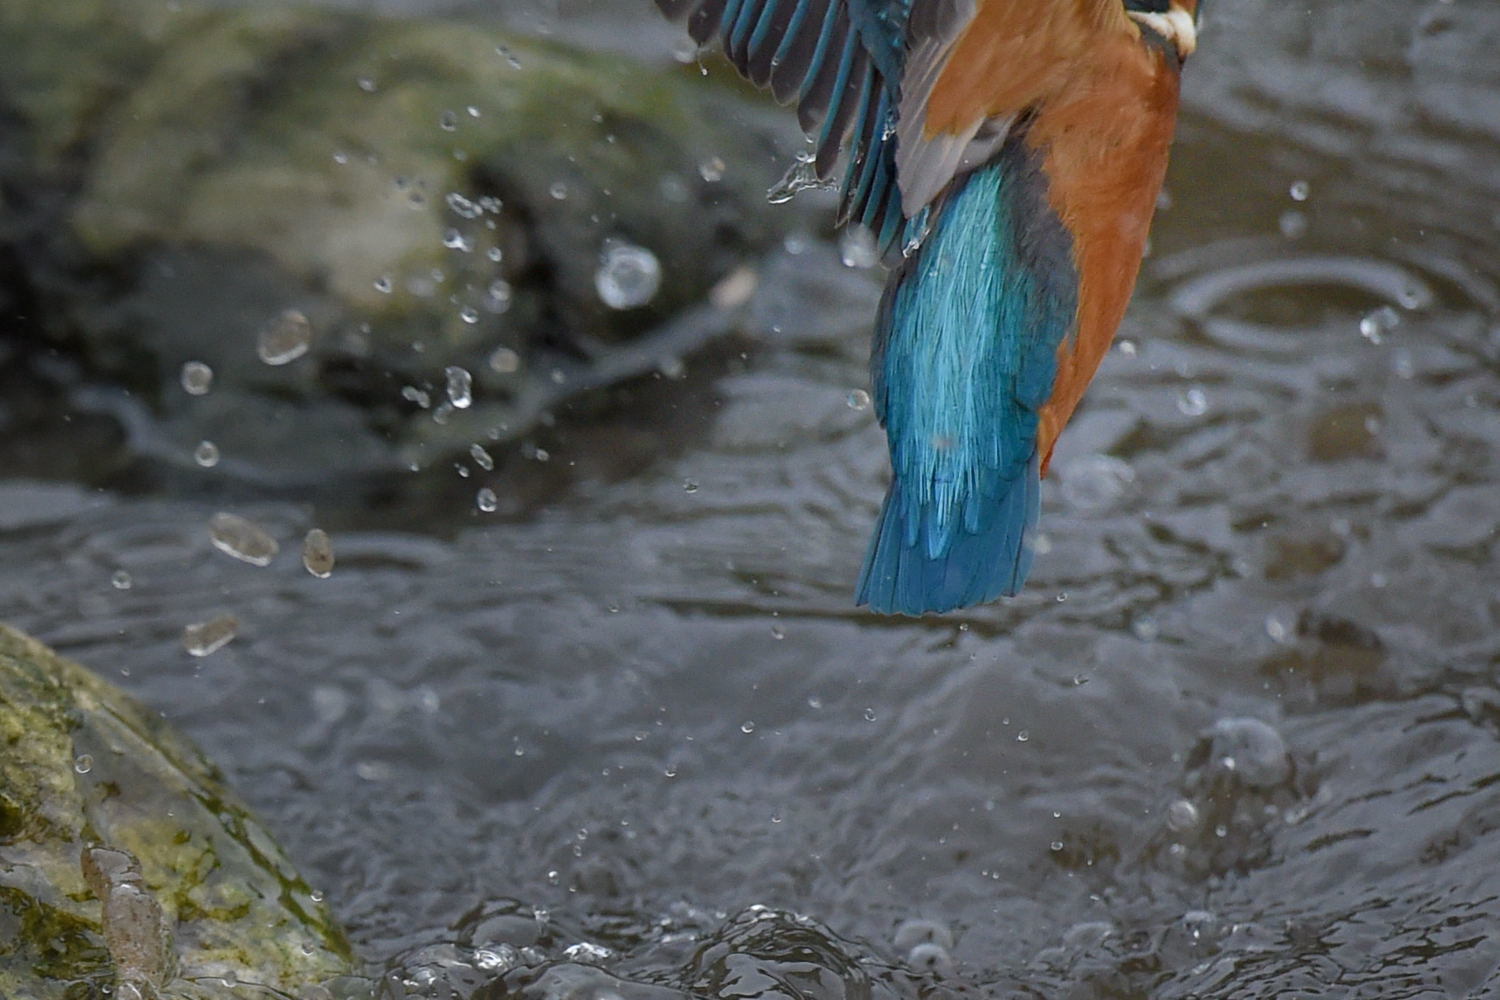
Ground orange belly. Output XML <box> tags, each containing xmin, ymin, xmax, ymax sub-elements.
<box><xmin>1028</xmin><ymin>37</ymin><xmax>1181</xmax><ymax>471</ymax></box>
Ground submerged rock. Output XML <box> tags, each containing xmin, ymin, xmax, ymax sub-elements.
<box><xmin>0</xmin><ymin>0</ymin><xmax>800</xmax><ymax>486</ymax></box>
<box><xmin>0</xmin><ymin>623</ymin><xmax>356</xmax><ymax>999</ymax></box>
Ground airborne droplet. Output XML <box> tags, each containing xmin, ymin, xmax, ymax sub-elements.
<box><xmin>208</xmin><ymin>513</ymin><xmax>279</xmax><ymax>566</ymax></box>
<box><xmin>445</xmin><ymin>366</ymin><xmax>474</xmax><ymax>408</ymax></box>
<box><xmin>1176</xmin><ymin>386</ymin><xmax>1209</xmax><ymax>417</ymax></box>
<box><xmin>256</xmin><ymin>309</ymin><xmax>313</xmax><ymax>365</ymax></box>
<box><xmin>302</xmin><ymin>528</ymin><xmax>335</xmax><ymax>578</ymax></box>
<box><xmin>182</xmin><ymin>615</ymin><xmax>239</xmax><ymax>657</ymax></box>
<box><xmin>595</xmin><ymin>241</ymin><xmax>662</xmax><ymax>310</ymax></box>
<box><xmin>838</xmin><ymin>225</ymin><xmax>879</xmax><ymax>269</ymax></box>
<box><xmin>180</xmin><ymin>361</ymin><xmax>214</xmax><ymax>395</ymax></box>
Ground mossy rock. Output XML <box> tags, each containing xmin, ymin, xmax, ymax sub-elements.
<box><xmin>0</xmin><ymin>623</ymin><xmax>356</xmax><ymax>999</ymax></box>
<box><xmin>0</xmin><ymin>0</ymin><xmax>801</xmax><ymax>483</ymax></box>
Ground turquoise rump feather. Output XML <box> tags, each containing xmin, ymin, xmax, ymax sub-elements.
<box><xmin>857</xmin><ymin>138</ymin><xmax>1077</xmax><ymax>614</ymax></box>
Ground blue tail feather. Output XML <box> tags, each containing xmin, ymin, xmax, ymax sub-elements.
<box><xmin>856</xmin><ymin>452</ymin><xmax>1041</xmax><ymax>614</ymax></box>
<box><xmin>855</xmin><ymin>139</ymin><xmax>1077</xmax><ymax>616</ymax></box>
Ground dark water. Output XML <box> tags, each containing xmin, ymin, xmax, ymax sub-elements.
<box><xmin>5</xmin><ymin>0</ymin><xmax>1500</xmax><ymax>996</ymax></box>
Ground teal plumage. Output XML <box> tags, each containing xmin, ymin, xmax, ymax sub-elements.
<box><xmin>858</xmin><ymin>138</ymin><xmax>1076</xmax><ymax>613</ymax></box>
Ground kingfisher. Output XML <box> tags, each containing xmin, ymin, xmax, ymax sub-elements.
<box><xmin>654</xmin><ymin>0</ymin><xmax>1200</xmax><ymax>614</ymax></box>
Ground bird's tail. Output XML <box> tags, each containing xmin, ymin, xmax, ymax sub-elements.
<box><xmin>856</xmin><ymin>450</ymin><xmax>1041</xmax><ymax>615</ymax></box>
<box><xmin>853</xmin><ymin>152</ymin><xmax>1070</xmax><ymax>616</ymax></box>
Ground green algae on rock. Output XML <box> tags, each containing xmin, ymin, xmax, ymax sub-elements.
<box><xmin>0</xmin><ymin>623</ymin><xmax>355</xmax><ymax>999</ymax></box>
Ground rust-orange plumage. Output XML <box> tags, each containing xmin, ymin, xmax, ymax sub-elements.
<box><xmin>657</xmin><ymin>0</ymin><xmax>1201</xmax><ymax>613</ymax></box>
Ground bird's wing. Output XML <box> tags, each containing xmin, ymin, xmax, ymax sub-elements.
<box><xmin>896</xmin><ymin>0</ymin><xmax>1136</xmax><ymax>212</ymax></box>
<box><xmin>657</xmin><ymin>0</ymin><xmax>915</xmax><ymax>245</ymax></box>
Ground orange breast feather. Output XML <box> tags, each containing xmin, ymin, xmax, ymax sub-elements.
<box><xmin>923</xmin><ymin>0</ymin><xmax>1133</xmax><ymax>140</ymax></box>
<box><xmin>1030</xmin><ymin>37</ymin><xmax>1181</xmax><ymax>471</ymax></box>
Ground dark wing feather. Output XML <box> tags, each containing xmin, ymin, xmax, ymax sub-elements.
<box><xmin>657</xmin><ymin>0</ymin><xmax>912</xmax><ymax>249</ymax></box>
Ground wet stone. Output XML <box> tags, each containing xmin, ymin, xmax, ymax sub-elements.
<box><xmin>5</xmin><ymin>3</ymin><xmax>798</xmax><ymax>485</ymax></box>
<box><xmin>0</xmin><ymin>623</ymin><xmax>354</xmax><ymax>999</ymax></box>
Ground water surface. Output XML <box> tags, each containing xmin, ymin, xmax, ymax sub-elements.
<box><xmin>3</xmin><ymin>1</ymin><xmax>1500</xmax><ymax>996</ymax></box>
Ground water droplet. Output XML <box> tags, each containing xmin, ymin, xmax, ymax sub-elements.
<box><xmin>562</xmin><ymin>941</ymin><xmax>613</xmax><ymax>963</ymax></box>
<box><xmin>548</xmin><ymin>181</ymin><xmax>569</xmax><ymax>200</ymax></box>
<box><xmin>257</xmin><ymin>309</ymin><xmax>313</xmax><ymax>365</ymax></box>
<box><xmin>846</xmin><ymin>388</ymin><xmax>871</xmax><ymax>411</ymax></box>
<box><xmin>373</xmin><ymin>275</ymin><xmax>393</xmax><ymax>294</ymax></box>
<box><xmin>1359</xmin><ymin>304</ymin><xmax>1400</xmax><ymax>344</ymax></box>
<box><xmin>682</xmin><ymin>479</ymin><xmax>700</xmax><ymax>494</ymax></box>
<box><xmin>1166</xmin><ymin>799</ymin><xmax>1199</xmax><ymax>832</ymax></box>
<box><xmin>488</xmin><ymin>347</ymin><xmax>521</xmax><ymax>373</ymax></box>
<box><xmin>1397</xmin><ymin>283</ymin><xmax>1427</xmax><ymax>310</ymax></box>
<box><xmin>474</xmin><ymin>945</ymin><xmax>520</xmax><ymax>973</ymax></box>
<box><xmin>442</xmin><ymin>228</ymin><xmax>471</xmax><ymax>251</ymax></box>
<box><xmin>476</xmin><ymin>487</ymin><xmax>498</xmax><ymax>513</ymax></box>
<box><xmin>485</xmin><ymin>279</ymin><xmax>513</xmax><ymax>313</ymax></box>
<box><xmin>309</xmin><ymin>889</ymin><xmax>324</xmax><ymax>903</ymax></box>
<box><xmin>1059</xmin><ymin>454</ymin><xmax>1136</xmax><ymax>511</ymax></box>
<box><xmin>663</xmin><ymin>764</ymin><xmax>679</xmax><ymax>778</ymax></box>
<box><xmin>1207</xmin><ymin>717</ymin><xmax>1291</xmax><ymax>789</ymax></box>
<box><xmin>356</xmin><ymin>76</ymin><xmax>377</xmax><ymax>93</ymax></box>
<box><xmin>438</xmin><ymin>109</ymin><xmax>458</xmax><ymax>131</ymax></box>
<box><xmin>1264</xmin><ymin>614</ymin><xmax>1289</xmax><ymax>643</ymax></box>
<box><xmin>74</xmin><ymin>754</ymin><xmax>94</xmax><ymax>774</ymax></box>
<box><xmin>863</xmin><ymin>707</ymin><xmax>877</xmax><ymax>722</ymax></box>
<box><xmin>595</xmin><ymin>241</ymin><xmax>662</xmax><ymax>310</ymax></box>
<box><xmin>302</xmin><ymin>528</ymin><xmax>335</xmax><ymax>578</ymax></box>
<box><xmin>767</xmin><ymin>149</ymin><xmax>829</xmax><ymax>204</ymax></box>
<box><xmin>470</xmin><ymin>444</ymin><xmax>495</xmax><ymax>471</ymax></box>
<box><xmin>208</xmin><ymin>513</ymin><xmax>279</xmax><ymax>566</ymax></box>
<box><xmin>1016</xmin><ymin>730</ymin><xmax>1030</xmax><ymax>743</ymax></box>
<box><xmin>1288</xmin><ymin>179</ymin><xmax>1311</xmax><ymax>202</ymax></box>
<box><xmin>698</xmin><ymin>156</ymin><xmax>726</xmax><ymax>182</ymax></box>
<box><xmin>180</xmin><ymin>361</ymin><xmax>214</xmax><ymax>395</ymax></box>
<box><xmin>740</xmin><ymin>721</ymin><xmax>756</xmax><ymax>734</ymax></box>
<box><xmin>445</xmin><ymin>192</ymin><xmax>482</xmax><ymax>219</ymax></box>
<box><xmin>1176</xmin><ymin>386</ymin><xmax>1209</xmax><ymax>417</ymax></box>
<box><xmin>401</xmin><ymin>385</ymin><xmax>431</xmax><ymax>408</ymax></box>
<box><xmin>110</xmin><ymin>570</ymin><xmax>133</xmax><ymax>590</ymax></box>
<box><xmin>193</xmin><ymin>440</ymin><xmax>220</xmax><ymax>468</ymax></box>
<box><xmin>445</xmin><ymin>366</ymin><xmax>473</xmax><ymax>409</ymax></box>
<box><xmin>838</xmin><ymin>225</ymin><xmax>880</xmax><ymax>268</ymax></box>
<box><xmin>906</xmin><ymin>943</ymin><xmax>953</xmax><ymax>976</ymax></box>
<box><xmin>1049</xmin><ymin>840</ymin><xmax>1064</xmax><ymax>852</ymax></box>
<box><xmin>182</xmin><ymin>615</ymin><xmax>239</xmax><ymax>657</ymax></box>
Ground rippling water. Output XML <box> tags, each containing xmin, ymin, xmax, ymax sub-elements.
<box><xmin>4</xmin><ymin>0</ymin><xmax>1500</xmax><ymax>996</ymax></box>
